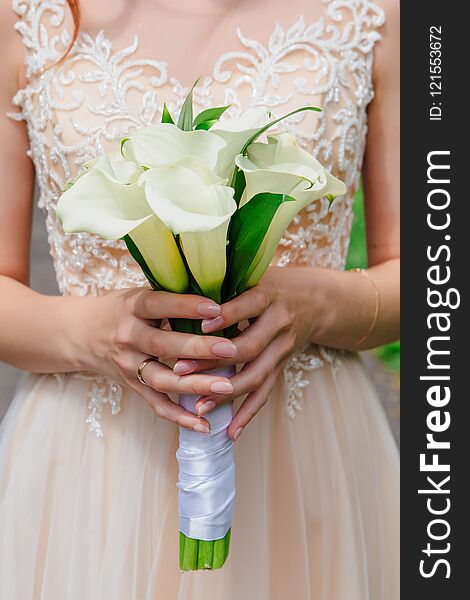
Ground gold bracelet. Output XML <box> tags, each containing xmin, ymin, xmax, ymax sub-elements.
<box><xmin>349</xmin><ymin>268</ymin><xmax>381</xmax><ymax>351</ymax></box>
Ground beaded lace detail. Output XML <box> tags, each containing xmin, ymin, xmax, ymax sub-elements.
<box><xmin>9</xmin><ymin>0</ymin><xmax>384</xmax><ymax>432</ymax></box>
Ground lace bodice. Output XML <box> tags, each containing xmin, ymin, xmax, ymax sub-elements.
<box><xmin>8</xmin><ymin>0</ymin><xmax>385</xmax><ymax>432</ymax></box>
<box><xmin>10</xmin><ymin>0</ymin><xmax>384</xmax><ymax>296</ymax></box>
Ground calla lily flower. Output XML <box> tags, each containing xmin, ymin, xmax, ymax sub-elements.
<box><xmin>235</xmin><ymin>132</ymin><xmax>347</xmax><ymax>287</ymax></box>
<box><xmin>140</xmin><ymin>157</ymin><xmax>237</xmax><ymax>301</ymax></box>
<box><xmin>83</xmin><ymin>151</ymin><xmax>143</xmax><ymax>183</ymax></box>
<box><xmin>121</xmin><ymin>123</ymin><xmax>226</xmax><ymax>172</ymax></box>
<box><xmin>56</xmin><ymin>153</ymin><xmax>189</xmax><ymax>293</ymax></box>
<box><xmin>211</xmin><ymin>107</ymin><xmax>271</xmax><ymax>181</ymax></box>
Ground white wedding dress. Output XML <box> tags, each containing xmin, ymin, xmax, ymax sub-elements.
<box><xmin>0</xmin><ymin>1</ymin><xmax>399</xmax><ymax>598</ymax></box>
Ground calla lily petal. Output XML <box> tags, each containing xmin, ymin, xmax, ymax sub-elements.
<box><xmin>128</xmin><ymin>216</ymin><xmax>189</xmax><ymax>293</ymax></box>
<box><xmin>141</xmin><ymin>158</ymin><xmax>236</xmax><ymax>234</ymax></box>
<box><xmin>235</xmin><ymin>155</ymin><xmax>315</xmax><ymax>205</ymax></box>
<box><xmin>122</xmin><ymin>123</ymin><xmax>226</xmax><ymax>171</ymax></box>
<box><xmin>180</xmin><ymin>222</ymin><xmax>230</xmax><ymax>302</ymax></box>
<box><xmin>57</xmin><ymin>167</ymin><xmax>152</xmax><ymax>239</ymax></box>
<box><xmin>85</xmin><ymin>152</ymin><xmax>141</xmax><ymax>182</ymax></box>
<box><xmin>211</xmin><ymin>107</ymin><xmax>271</xmax><ymax>180</ymax></box>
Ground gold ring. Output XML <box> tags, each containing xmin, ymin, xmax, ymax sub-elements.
<box><xmin>137</xmin><ymin>357</ymin><xmax>158</xmax><ymax>386</ymax></box>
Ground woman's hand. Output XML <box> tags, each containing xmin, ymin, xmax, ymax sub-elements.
<box><xmin>172</xmin><ymin>260</ymin><xmax>399</xmax><ymax>440</ymax></box>
<box><xmin>77</xmin><ymin>287</ymin><xmax>239</xmax><ymax>432</ymax></box>
<box><xmin>173</xmin><ymin>267</ymin><xmax>331</xmax><ymax>440</ymax></box>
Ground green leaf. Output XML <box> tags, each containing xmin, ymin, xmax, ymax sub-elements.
<box><xmin>232</xmin><ymin>169</ymin><xmax>246</xmax><ymax>206</ymax></box>
<box><xmin>229</xmin><ymin>106</ymin><xmax>322</xmax><ymax>187</ymax></box>
<box><xmin>194</xmin><ymin>121</ymin><xmax>215</xmax><ymax>131</ymax></box>
<box><xmin>177</xmin><ymin>78</ymin><xmax>200</xmax><ymax>131</ymax></box>
<box><xmin>161</xmin><ymin>102</ymin><xmax>175</xmax><ymax>124</ymax></box>
<box><xmin>226</xmin><ymin>192</ymin><xmax>295</xmax><ymax>297</ymax></box>
<box><xmin>123</xmin><ymin>235</ymin><xmax>164</xmax><ymax>291</ymax></box>
<box><xmin>193</xmin><ymin>105</ymin><xmax>230</xmax><ymax>129</ymax></box>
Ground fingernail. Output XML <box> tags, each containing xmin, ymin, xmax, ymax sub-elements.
<box><xmin>197</xmin><ymin>302</ymin><xmax>221</xmax><ymax>317</ymax></box>
<box><xmin>173</xmin><ymin>360</ymin><xmax>197</xmax><ymax>375</ymax></box>
<box><xmin>212</xmin><ymin>341</ymin><xmax>237</xmax><ymax>358</ymax></box>
<box><xmin>233</xmin><ymin>427</ymin><xmax>243</xmax><ymax>441</ymax></box>
<box><xmin>193</xmin><ymin>423</ymin><xmax>210</xmax><ymax>434</ymax></box>
<box><xmin>198</xmin><ymin>400</ymin><xmax>216</xmax><ymax>416</ymax></box>
<box><xmin>202</xmin><ymin>315</ymin><xmax>224</xmax><ymax>333</ymax></box>
<box><xmin>210</xmin><ymin>380</ymin><xmax>233</xmax><ymax>394</ymax></box>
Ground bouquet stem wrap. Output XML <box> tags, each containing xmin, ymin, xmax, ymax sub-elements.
<box><xmin>177</xmin><ymin>365</ymin><xmax>236</xmax><ymax>570</ymax></box>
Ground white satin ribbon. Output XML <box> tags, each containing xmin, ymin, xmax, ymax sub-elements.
<box><xmin>177</xmin><ymin>365</ymin><xmax>236</xmax><ymax>541</ymax></box>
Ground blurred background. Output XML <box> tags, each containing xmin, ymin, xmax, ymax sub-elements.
<box><xmin>0</xmin><ymin>186</ymin><xmax>400</xmax><ymax>444</ymax></box>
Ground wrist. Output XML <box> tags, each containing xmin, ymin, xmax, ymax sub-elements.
<box><xmin>55</xmin><ymin>295</ymin><xmax>103</xmax><ymax>372</ymax></box>
<box><xmin>307</xmin><ymin>267</ymin><xmax>342</xmax><ymax>343</ymax></box>
<box><xmin>307</xmin><ymin>267</ymin><xmax>378</xmax><ymax>350</ymax></box>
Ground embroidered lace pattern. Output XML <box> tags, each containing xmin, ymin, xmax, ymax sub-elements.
<box><xmin>9</xmin><ymin>0</ymin><xmax>384</xmax><ymax>431</ymax></box>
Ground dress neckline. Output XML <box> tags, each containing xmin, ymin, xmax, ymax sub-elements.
<box><xmin>15</xmin><ymin>0</ymin><xmax>384</xmax><ymax>93</ymax></box>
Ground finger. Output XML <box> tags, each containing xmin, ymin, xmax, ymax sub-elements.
<box><xmin>201</xmin><ymin>286</ymin><xmax>270</xmax><ymax>333</ymax></box>
<box><xmin>135</xmin><ymin>322</ymin><xmax>237</xmax><ymax>360</ymax></box>
<box><xmin>136</xmin><ymin>359</ymin><xmax>234</xmax><ymax>396</ymax></box>
<box><xmin>173</xmin><ymin>358</ymin><xmax>224</xmax><ymax>375</ymax></box>
<box><xmin>228</xmin><ymin>306</ymin><xmax>284</xmax><ymax>363</ymax></box>
<box><xmin>174</xmin><ymin>309</ymin><xmax>284</xmax><ymax>373</ymax></box>
<box><xmin>227</xmin><ymin>368</ymin><xmax>281</xmax><ymax>440</ymax></box>
<box><xmin>133</xmin><ymin>380</ymin><xmax>211</xmax><ymax>432</ymax></box>
<box><xmin>133</xmin><ymin>289</ymin><xmax>222</xmax><ymax>320</ymax></box>
<box><xmin>194</xmin><ymin>334</ymin><xmax>288</xmax><ymax>414</ymax></box>
<box><xmin>175</xmin><ymin>308</ymin><xmax>281</xmax><ymax>372</ymax></box>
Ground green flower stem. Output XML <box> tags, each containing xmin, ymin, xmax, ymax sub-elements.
<box><xmin>180</xmin><ymin>535</ymin><xmax>199</xmax><ymax>571</ymax></box>
<box><xmin>180</xmin><ymin>530</ymin><xmax>231</xmax><ymax>571</ymax></box>
<box><xmin>197</xmin><ymin>540</ymin><xmax>214</xmax><ymax>569</ymax></box>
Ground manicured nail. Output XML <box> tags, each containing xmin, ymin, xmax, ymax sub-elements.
<box><xmin>197</xmin><ymin>302</ymin><xmax>221</xmax><ymax>317</ymax></box>
<box><xmin>202</xmin><ymin>315</ymin><xmax>224</xmax><ymax>333</ymax></box>
<box><xmin>212</xmin><ymin>341</ymin><xmax>237</xmax><ymax>358</ymax></box>
<box><xmin>173</xmin><ymin>360</ymin><xmax>197</xmax><ymax>375</ymax></box>
<box><xmin>198</xmin><ymin>400</ymin><xmax>216</xmax><ymax>416</ymax></box>
<box><xmin>193</xmin><ymin>423</ymin><xmax>210</xmax><ymax>434</ymax></box>
<box><xmin>233</xmin><ymin>427</ymin><xmax>243</xmax><ymax>441</ymax></box>
<box><xmin>210</xmin><ymin>380</ymin><xmax>233</xmax><ymax>394</ymax></box>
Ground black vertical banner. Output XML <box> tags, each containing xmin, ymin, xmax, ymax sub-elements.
<box><xmin>401</xmin><ymin>3</ymin><xmax>469</xmax><ymax>598</ymax></box>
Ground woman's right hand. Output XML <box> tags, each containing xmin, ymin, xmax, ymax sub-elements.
<box><xmin>77</xmin><ymin>287</ymin><xmax>237</xmax><ymax>432</ymax></box>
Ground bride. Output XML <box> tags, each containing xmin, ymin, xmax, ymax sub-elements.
<box><xmin>0</xmin><ymin>0</ymin><xmax>399</xmax><ymax>598</ymax></box>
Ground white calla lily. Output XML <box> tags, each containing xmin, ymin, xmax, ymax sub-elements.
<box><xmin>235</xmin><ymin>132</ymin><xmax>346</xmax><ymax>287</ymax></box>
<box><xmin>56</xmin><ymin>155</ymin><xmax>188</xmax><ymax>293</ymax></box>
<box><xmin>211</xmin><ymin>107</ymin><xmax>271</xmax><ymax>180</ymax></box>
<box><xmin>57</xmin><ymin>165</ymin><xmax>152</xmax><ymax>239</ymax></box>
<box><xmin>128</xmin><ymin>215</ymin><xmax>189</xmax><ymax>293</ymax></box>
<box><xmin>140</xmin><ymin>158</ymin><xmax>237</xmax><ymax>301</ymax></box>
<box><xmin>122</xmin><ymin>123</ymin><xmax>226</xmax><ymax>171</ymax></box>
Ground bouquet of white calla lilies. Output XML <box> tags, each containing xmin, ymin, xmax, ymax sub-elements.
<box><xmin>56</xmin><ymin>82</ymin><xmax>346</xmax><ymax>572</ymax></box>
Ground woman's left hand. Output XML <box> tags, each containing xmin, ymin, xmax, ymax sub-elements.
<box><xmin>173</xmin><ymin>266</ymin><xmax>330</xmax><ymax>440</ymax></box>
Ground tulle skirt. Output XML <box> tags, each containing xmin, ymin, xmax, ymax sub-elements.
<box><xmin>0</xmin><ymin>353</ymin><xmax>399</xmax><ymax>599</ymax></box>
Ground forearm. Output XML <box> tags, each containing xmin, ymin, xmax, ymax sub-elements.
<box><xmin>310</xmin><ymin>257</ymin><xmax>400</xmax><ymax>351</ymax></box>
<box><xmin>0</xmin><ymin>275</ymin><xmax>93</xmax><ymax>373</ymax></box>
